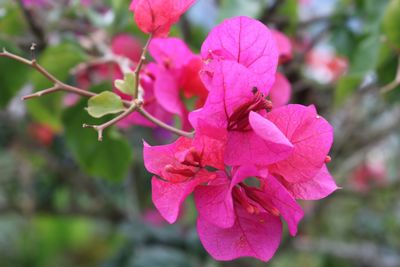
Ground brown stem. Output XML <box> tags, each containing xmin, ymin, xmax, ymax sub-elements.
<box><xmin>137</xmin><ymin>107</ymin><xmax>194</xmax><ymax>138</ymax></box>
<box><xmin>83</xmin><ymin>100</ymin><xmax>143</xmax><ymax>141</ymax></box>
<box><xmin>133</xmin><ymin>34</ymin><xmax>152</xmax><ymax>99</ymax></box>
<box><xmin>0</xmin><ymin>48</ymin><xmax>194</xmax><ymax>139</ymax></box>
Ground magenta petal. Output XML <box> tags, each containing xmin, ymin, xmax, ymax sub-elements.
<box><xmin>197</xmin><ymin>205</ymin><xmax>282</xmax><ymax>262</ymax></box>
<box><xmin>152</xmin><ymin>176</ymin><xmax>199</xmax><ymax>224</ymax></box>
<box><xmin>194</xmin><ymin>172</ymin><xmax>235</xmax><ymax>228</ymax></box>
<box><xmin>190</xmin><ymin>61</ymin><xmax>256</xmax><ymax>129</ymax></box>
<box><xmin>224</xmin><ymin>112</ymin><xmax>293</xmax><ymax>166</ymax></box>
<box><xmin>194</xmin><ymin>119</ymin><xmax>227</xmax><ymax>170</ymax></box>
<box><xmin>149</xmin><ymin>37</ymin><xmax>194</xmax><ymax>68</ymax></box>
<box><xmin>143</xmin><ymin>137</ymin><xmax>193</xmax><ymax>182</ymax></box>
<box><xmin>269</xmin><ymin>73</ymin><xmax>292</xmax><ymax>108</ymax></box>
<box><xmin>271</xmin><ymin>30</ymin><xmax>293</xmax><ymax>63</ymax></box>
<box><xmin>262</xmin><ymin>175</ymin><xmax>304</xmax><ymax>236</ymax></box>
<box><xmin>285</xmin><ymin>165</ymin><xmax>339</xmax><ymax>200</ymax></box>
<box><xmin>267</xmin><ymin>104</ymin><xmax>334</xmax><ymax>183</ymax></box>
<box><xmin>201</xmin><ymin>16</ymin><xmax>278</xmax><ymax>93</ymax></box>
<box><xmin>153</xmin><ymin>68</ymin><xmax>184</xmax><ymax>116</ymax></box>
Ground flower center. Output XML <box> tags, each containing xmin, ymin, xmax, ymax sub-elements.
<box><xmin>232</xmin><ymin>180</ymin><xmax>280</xmax><ymax>216</ymax></box>
<box><xmin>163</xmin><ymin>147</ymin><xmax>203</xmax><ymax>180</ymax></box>
<box><xmin>227</xmin><ymin>88</ymin><xmax>272</xmax><ymax>131</ymax></box>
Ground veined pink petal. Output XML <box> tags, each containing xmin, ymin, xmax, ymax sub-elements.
<box><xmin>190</xmin><ymin>61</ymin><xmax>256</xmax><ymax>129</ymax></box>
<box><xmin>269</xmin><ymin>73</ymin><xmax>292</xmax><ymax>108</ymax></box>
<box><xmin>261</xmin><ymin>175</ymin><xmax>304</xmax><ymax>236</ymax></box>
<box><xmin>283</xmin><ymin>164</ymin><xmax>339</xmax><ymax>200</ymax></box>
<box><xmin>223</xmin><ymin>111</ymin><xmax>294</xmax><ymax>166</ymax></box>
<box><xmin>194</xmin><ymin>165</ymin><xmax>259</xmax><ymax>229</ymax></box>
<box><xmin>143</xmin><ymin>137</ymin><xmax>194</xmax><ymax>183</ymax></box>
<box><xmin>152</xmin><ymin>175</ymin><xmax>200</xmax><ymax>224</ymax></box>
<box><xmin>193</xmin><ymin>119</ymin><xmax>227</xmax><ymax>170</ymax></box>
<box><xmin>197</xmin><ymin>205</ymin><xmax>282</xmax><ymax>262</ymax></box>
<box><xmin>130</xmin><ymin>0</ymin><xmax>195</xmax><ymax>37</ymax></box>
<box><xmin>194</xmin><ymin>172</ymin><xmax>235</xmax><ymax>228</ymax></box>
<box><xmin>267</xmin><ymin>104</ymin><xmax>334</xmax><ymax>183</ymax></box>
<box><xmin>201</xmin><ymin>16</ymin><xmax>278</xmax><ymax>93</ymax></box>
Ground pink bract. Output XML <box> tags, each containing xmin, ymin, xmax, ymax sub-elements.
<box><xmin>271</xmin><ymin>30</ymin><xmax>293</xmax><ymax>64</ymax></box>
<box><xmin>196</xmin><ymin>166</ymin><xmax>302</xmax><ymax>261</ymax></box>
<box><xmin>130</xmin><ymin>0</ymin><xmax>196</xmax><ymax>37</ymax></box>
<box><xmin>269</xmin><ymin>72</ymin><xmax>292</xmax><ymax>108</ymax></box>
<box><xmin>201</xmin><ymin>16</ymin><xmax>279</xmax><ymax>93</ymax></box>
<box><xmin>267</xmin><ymin>104</ymin><xmax>334</xmax><ymax>183</ymax></box>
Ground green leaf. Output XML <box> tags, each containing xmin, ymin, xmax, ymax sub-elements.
<box><xmin>86</xmin><ymin>91</ymin><xmax>125</xmax><ymax>118</ymax></box>
<box><xmin>383</xmin><ymin>0</ymin><xmax>400</xmax><ymax>48</ymax></box>
<box><xmin>63</xmin><ymin>96</ymin><xmax>133</xmax><ymax>181</ymax></box>
<box><xmin>114</xmin><ymin>72</ymin><xmax>137</xmax><ymax>96</ymax></box>
<box><xmin>349</xmin><ymin>34</ymin><xmax>381</xmax><ymax>75</ymax></box>
<box><xmin>27</xmin><ymin>43</ymin><xmax>86</xmax><ymax>130</ymax></box>
<box><xmin>0</xmin><ymin>42</ymin><xmax>29</xmax><ymax>107</ymax></box>
<box><xmin>335</xmin><ymin>74</ymin><xmax>363</xmax><ymax>106</ymax></box>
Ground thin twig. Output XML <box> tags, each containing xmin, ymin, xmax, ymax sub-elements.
<box><xmin>83</xmin><ymin>99</ymin><xmax>143</xmax><ymax>141</ymax></box>
<box><xmin>0</xmin><ymin>47</ymin><xmax>194</xmax><ymax>139</ymax></box>
<box><xmin>132</xmin><ymin>34</ymin><xmax>152</xmax><ymax>99</ymax></box>
<box><xmin>137</xmin><ymin>107</ymin><xmax>194</xmax><ymax>138</ymax></box>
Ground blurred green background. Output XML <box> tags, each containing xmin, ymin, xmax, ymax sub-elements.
<box><xmin>1</xmin><ymin>0</ymin><xmax>400</xmax><ymax>266</ymax></box>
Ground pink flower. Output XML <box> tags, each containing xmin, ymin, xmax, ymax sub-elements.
<box><xmin>271</xmin><ymin>30</ymin><xmax>293</xmax><ymax>64</ymax></box>
<box><xmin>305</xmin><ymin>49</ymin><xmax>348</xmax><ymax>83</ymax></box>
<box><xmin>111</xmin><ymin>34</ymin><xmax>142</xmax><ymax>63</ymax></box>
<box><xmin>190</xmin><ymin>61</ymin><xmax>294</xmax><ymax>166</ymax></box>
<box><xmin>144</xmin><ymin>121</ymin><xmax>226</xmax><ymax>223</ymax></box>
<box><xmin>145</xmin><ymin>37</ymin><xmax>208</xmax><ymax>128</ymax></box>
<box><xmin>351</xmin><ymin>161</ymin><xmax>387</xmax><ymax>192</ymax></box>
<box><xmin>142</xmin><ymin>16</ymin><xmax>338</xmax><ymax>262</ymax></box>
<box><xmin>201</xmin><ymin>16</ymin><xmax>279</xmax><ymax>93</ymax></box>
<box><xmin>195</xmin><ymin>165</ymin><xmax>303</xmax><ymax>261</ymax></box>
<box><xmin>130</xmin><ymin>0</ymin><xmax>196</xmax><ymax>37</ymax></box>
<box><xmin>269</xmin><ymin>72</ymin><xmax>292</xmax><ymax>108</ymax></box>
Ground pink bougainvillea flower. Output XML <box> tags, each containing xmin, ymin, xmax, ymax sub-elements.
<box><xmin>201</xmin><ymin>16</ymin><xmax>279</xmax><ymax>93</ymax></box>
<box><xmin>130</xmin><ymin>0</ymin><xmax>196</xmax><ymax>37</ymax></box>
<box><xmin>266</xmin><ymin>104</ymin><xmax>334</xmax><ymax>183</ymax></box>
<box><xmin>271</xmin><ymin>30</ymin><xmax>293</xmax><ymax>64</ymax></box>
<box><xmin>111</xmin><ymin>34</ymin><xmax>142</xmax><ymax>63</ymax></box>
<box><xmin>146</xmin><ymin>37</ymin><xmax>208</xmax><ymax>127</ymax></box>
<box><xmin>305</xmin><ymin>49</ymin><xmax>348</xmax><ymax>83</ymax></box>
<box><xmin>195</xmin><ymin>165</ymin><xmax>303</xmax><ymax>261</ymax></box>
<box><xmin>144</xmin><ymin>121</ymin><xmax>226</xmax><ymax>223</ymax></box>
<box><xmin>190</xmin><ymin>61</ymin><xmax>293</xmax><ymax>166</ymax></box>
<box><xmin>269</xmin><ymin>72</ymin><xmax>292</xmax><ymax>108</ymax></box>
<box><xmin>351</xmin><ymin>161</ymin><xmax>387</xmax><ymax>192</ymax></box>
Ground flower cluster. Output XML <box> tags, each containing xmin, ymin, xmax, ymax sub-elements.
<box><xmin>129</xmin><ymin>1</ymin><xmax>338</xmax><ymax>262</ymax></box>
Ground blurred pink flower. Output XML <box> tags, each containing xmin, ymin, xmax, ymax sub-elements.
<box><xmin>130</xmin><ymin>0</ymin><xmax>195</xmax><ymax>37</ymax></box>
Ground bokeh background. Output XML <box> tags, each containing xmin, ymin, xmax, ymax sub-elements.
<box><xmin>1</xmin><ymin>0</ymin><xmax>400</xmax><ymax>266</ymax></box>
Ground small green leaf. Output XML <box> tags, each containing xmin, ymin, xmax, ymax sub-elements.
<box><xmin>86</xmin><ymin>91</ymin><xmax>125</xmax><ymax>118</ymax></box>
<box><xmin>27</xmin><ymin>43</ymin><xmax>86</xmax><ymax>130</ymax></box>
<box><xmin>114</xmin><ymin>72</ymin><xmax>137</xmax><ymax>96</ymax></box>
<box><xmin>383</xmin><ymin>0</ymin><xmax>400</xmax><ymax>49</ymax></box>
